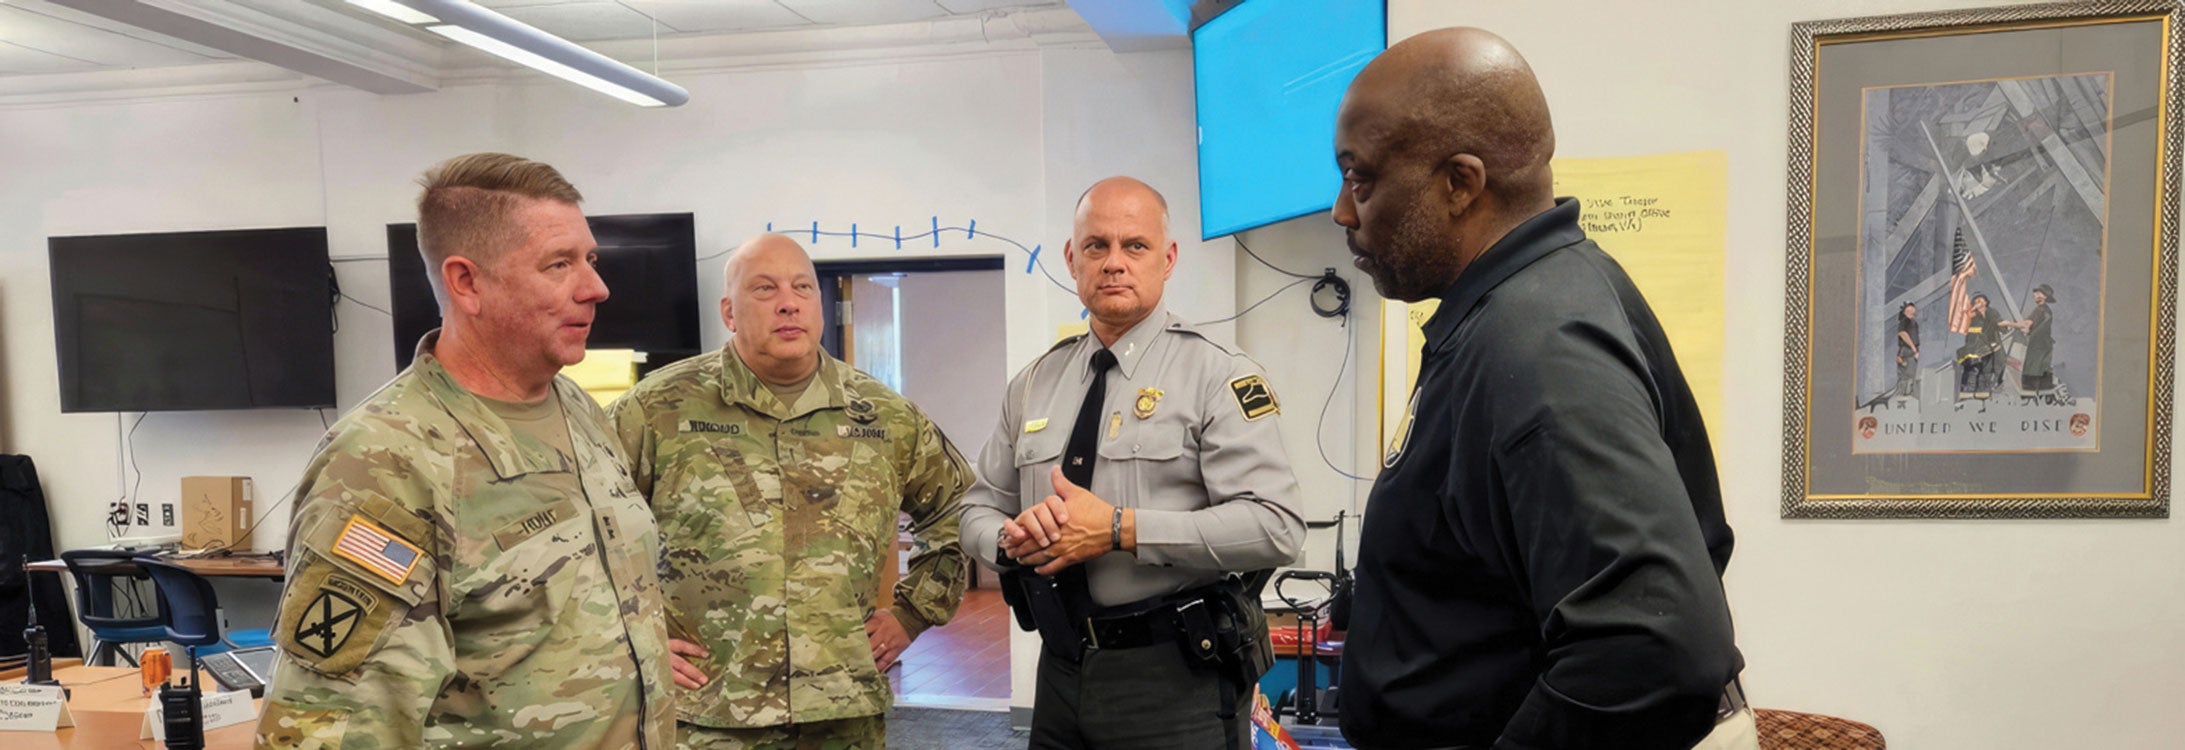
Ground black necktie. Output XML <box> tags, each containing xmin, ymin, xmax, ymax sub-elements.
<box><xmin>1062</xmin><ymin>348</ymin><xmax>1118</xmax><ymax>489</ymax></box>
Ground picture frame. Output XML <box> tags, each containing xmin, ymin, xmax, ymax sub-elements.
<box><xmin>1783</xmin><ymin>1</ymin><xmax>2180</xmax><ymax>518</ymax></box>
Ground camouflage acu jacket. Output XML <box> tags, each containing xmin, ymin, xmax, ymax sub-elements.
<box><xmin>256</xmin><ymin>331</ymin><xmax>675</xmax><ymax>749</ymax></box>
<box><xmin>608</xmin><ymin>346</ymin><xmax>972</xmax><ymax>728</ymax></box>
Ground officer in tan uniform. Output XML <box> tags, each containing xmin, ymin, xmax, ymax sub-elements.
<box><xmin>254</xmin><ymin>153</ymin><xmax>674</xmax><ymax>749</ymax></box>
<box><xmin>609</xmin><ymin>233</ymin><xmax>974</xmax><ymax>749</ymax></box>
<box><xmin>961</xmin><ymin>177</ymin><xmax>1306</xmax><ymax>749</ymax></box>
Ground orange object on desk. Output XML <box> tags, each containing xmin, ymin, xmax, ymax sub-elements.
<box><xmin>140</xmin><ymin>648</ymin><xmax>171</xmax><ymax>696</ymax></box>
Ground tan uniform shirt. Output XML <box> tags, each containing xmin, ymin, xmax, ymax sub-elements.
<box><xmin>960</xmin><ymin>309</ymin><xmax>1306</xmax><ymax>606</ymax></box>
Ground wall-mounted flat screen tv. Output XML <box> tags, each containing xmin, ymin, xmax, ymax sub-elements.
<box><xmin>386</xmin><ymin>213</ymin><xmax>701</xmax><ymax>369</ymax></box>
<box><xmin>1194</xmin><ymin>0</ymin><xmax>1387</xmax><ymax>239</ymax></box>
<box><xmin>49</xmin><ymin>227</ymin><xmax>335</xmax><ymax>412</ymax></box>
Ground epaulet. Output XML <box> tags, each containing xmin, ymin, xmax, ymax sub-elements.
<box><xmin>1023</xmin><ymin>331</ymin><xmax>1089</xmax><ymax>371</ymax></box>
<box><xmin>1160</xmin><ymin>318</ymin><xmax>1242</xmax><ymax>357</ymax></box>
<box><xmin>1046</xmin><ymin>331</ymin><xmax>1088</xmax><ymax>353</ymax></box>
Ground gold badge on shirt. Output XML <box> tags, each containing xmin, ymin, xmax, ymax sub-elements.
<box><xmin>1134</xmin><ymin>387</ymin><xmax>1163</xmax><ymax>419</ymax></box>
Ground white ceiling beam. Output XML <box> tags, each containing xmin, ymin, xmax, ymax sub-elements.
<box><xmin>41</xmin><ymin>0</ymin><xmax>440</xmax><ymax>94</ymax></box>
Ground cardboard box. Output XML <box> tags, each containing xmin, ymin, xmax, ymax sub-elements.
<box><xmin>179</xmin><ymin>476</ymin><xmax>254</xmax><ymax>550</ymax></box>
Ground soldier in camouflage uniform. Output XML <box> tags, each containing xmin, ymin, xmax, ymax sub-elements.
<box><xmin>255</xmin><ymin>153</ymin><xmax>675</xmax><ymax>749</ymax></box>
<box><xmin>609</xmin><ymin>233</ymin><xmax>974</xmax><ymax>749</ymax></box>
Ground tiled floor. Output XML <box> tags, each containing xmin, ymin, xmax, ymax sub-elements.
<box><xmin>890</xmin><ymin>588</ymin><xmax>1010</xmax><ymax>702</ymax></box>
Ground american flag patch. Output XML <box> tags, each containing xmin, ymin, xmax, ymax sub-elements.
<box><xmin>331</xmin><ymin>516</ymin><xmax>421</xmax><ymax>585</ymax></box>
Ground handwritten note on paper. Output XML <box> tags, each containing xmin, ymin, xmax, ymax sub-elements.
<box><xmin>1384</xmin><ymin>151</ymin><xmax>1730</xmax><ymax>454</ymax></box>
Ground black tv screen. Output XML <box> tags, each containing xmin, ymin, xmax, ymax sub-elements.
<box><xmin>48</xmin><ymin>227</ymin><xmax>335</xmax><ymax>413</ymax></box>
<box><xmin>387</xmin><ymin>213</ymin><xmax>700</xmax><ymax>369</ymax></box>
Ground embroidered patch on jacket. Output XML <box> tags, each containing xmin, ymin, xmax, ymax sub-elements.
<box><xmin>330</xmin><ymin>516</ymin><xmax>421</xmax><ymax>585</ymax></box>
<box><xmin>838</xmin><ymin>425</ymin><xmax>888</xmax><ymax>440</ymax></box>
<box><xmin>681</xmin><ymin>419</ymin><xmax>743</xmax><ymax>435</ymax></box>
<box><xmin>293</xmin><ymin>576</ymin><xmax>379</xmax><ymax>659</ymax></box>
<box><xmin>846</xmin><ymin>397</ymin><xmax>880</xmax><ymax>424</ymax></box>
<box><xmin>1229</xmin><ymin>374</ymin><xmax>1280</xmax><ymax>421</ymax></box>
<box><xmin>493</xmin><ymin>500</ymin><xmax>577</xmax><ymax>551</ymax></box>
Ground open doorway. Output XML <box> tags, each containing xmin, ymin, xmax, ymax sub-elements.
<box><xmin>817</xmin><ymin>257</ymin><xmax>1011</xmax><ymax>710</ymax></box>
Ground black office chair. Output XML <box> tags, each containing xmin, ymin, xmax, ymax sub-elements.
<box><xmin>58</xmin><ymin>549</ymin><xmax>168</xmax><ymax>666</ymax></box>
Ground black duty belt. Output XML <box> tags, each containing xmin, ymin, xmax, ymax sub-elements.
<box><xmin>1084</xmin><ymin>596</ymin><xmax>1211</xmax><ymax>651</ymax></box>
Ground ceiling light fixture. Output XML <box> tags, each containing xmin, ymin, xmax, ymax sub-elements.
<box><xmin>344</xmin><ymin>0</ymin><xmax>439</xmax><ymax>26</ymax></box>
<box><xmin>351</xmin><ymin>0</ymin><xmax>688</xmax><ymax>107</ymax></box>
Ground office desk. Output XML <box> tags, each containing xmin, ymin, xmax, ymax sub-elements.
<box><xmin>25</xmin><ymin>554</ymin><xmax>285</xmax><ymax>580</ymax></box>
<box><xmin>12</xmin><ymin>665</ymin><xmax>258</xmax><ymax>749</ymax></box>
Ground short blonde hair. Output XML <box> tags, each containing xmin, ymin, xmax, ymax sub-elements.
<box><xmin>414</xmin><ymin>153</ymin><xmax>583</xmax><ymax>302</ymax></box>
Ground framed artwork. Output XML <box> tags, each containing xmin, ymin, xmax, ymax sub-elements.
<box><xmin>1784</xmin><ymin>1</ymin><xmax>2180</xmax><ymax>518</ymax></box>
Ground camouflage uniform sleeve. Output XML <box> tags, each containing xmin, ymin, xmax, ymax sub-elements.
<box><xmin>255</xmin><ymin>426</ymin><xmax>453</xmax><ymax>750</ymax></box>
<box><xmin>606</xmin><ymin>392</ymin><xmax>657</xmax><ymax>502</ymax></box>
<box><xmin>890</xmin><ymin>407</ymin><xmax>974</xmax><ymax>640</ymax></box>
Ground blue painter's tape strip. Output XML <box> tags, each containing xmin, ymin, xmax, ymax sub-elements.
<box><xmin>1080</xmin><ymin>309</ymin><xmax>1090</xmax><ymax>319</ymax></box>
<box><xmin>851</xmin><ymin>223</ymin><xmax>858</xmax><ymax>248</ymax></box>
<box><xmin>1026</xmin><ymin>244</ymin><xmax>1040</xmax><ymax>274</ymax></box>
<box><xmin>931</xmin><ymin>217</ymin><xmax>939</xmax><ymax>248</ymax></box>
<box><xmin>967</xmin><ymin>219</ymin><xmax>976</xmax><ymax>239</ymax></box>
<box><xmin>894</xmin><ymin>226</ymin><xmax>902</xmax><ymax>249</ymax></box>
<box><xmin>810</xmin><ymin>221</ymin><xmax>819</xmax><ymax>244</ymax></box>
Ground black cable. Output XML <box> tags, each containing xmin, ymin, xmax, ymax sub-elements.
<box><xmin>341</xmin><ymin>294</ymin><xmax>393</xmax><ymax>318</ymax></box>
<box><xmin>1235</xmin><ymin>236</ymin><xmax>1317</xmax><ymax>279</ymax></box>
<box><xmin>125</xmin><ymin>412</ymin><xmax>148</xmax><ymax>512</ymax></box>
<box><xmin>1195</xmin><ymin>276</ymin><xmax>1315</xmax><ymax>326</ymax></box>
<box><xmin>1316</xmin><ymin>312</ymin><xmax>1372</xmax><ymax>482</ymax></box>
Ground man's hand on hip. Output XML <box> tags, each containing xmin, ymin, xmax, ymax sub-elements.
<box><xmin>867</xmin><ymin>609</ymin><xmax>913</xmax><ymax>672</ymax></box>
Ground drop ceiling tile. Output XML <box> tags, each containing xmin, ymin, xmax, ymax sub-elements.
<box><xmin>497</xmin><ymin>2</ymin><xmax>667</xmax><ymax>42</ymax></box>
<box><xmin>619</xmin><ymin>0</ymin><xmax>811</xmax><ymax>33</ymax></box>
<box><xmin>775</xmin><ymin>0</ymin><xmax>951</xmax><ymax>26</ymax></box>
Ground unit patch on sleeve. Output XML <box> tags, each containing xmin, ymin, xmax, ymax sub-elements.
<box><xmin>1229</xmin><ymin>374</ymin><xmax>1280</xmax><ymax>421</ymax></box>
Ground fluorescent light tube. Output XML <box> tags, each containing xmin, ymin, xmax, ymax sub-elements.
<box><xmin>428</xmin><ymin>24</ymin><xmax>666</xmax><ymax>107</ymax></box>
<box><xmin>345</xmin><ymin>0</ymin><xmax>438</xmax><ymax>25</ymax></box>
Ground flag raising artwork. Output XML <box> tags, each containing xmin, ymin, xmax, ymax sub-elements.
<box><xmin>1947</xmin><ymin>229</ymin><xmax>1978</xmax><ymax>335</ymax></box>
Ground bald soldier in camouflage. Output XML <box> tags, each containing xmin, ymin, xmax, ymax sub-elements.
<box><xmin>609</xmin><ymin>233</ymin><xmax>974</xmax><ymax>749</ymax></box>
<box><xmin>255</xmin><ymin>153</ymin><xmax>674</xmax><ymax>749</ymax></box>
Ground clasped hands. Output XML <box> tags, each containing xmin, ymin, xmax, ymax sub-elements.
<box><xmin>1002</xmin><ymin>466</ymin><xmax>1125</xmax><ymax>576</ymax></box>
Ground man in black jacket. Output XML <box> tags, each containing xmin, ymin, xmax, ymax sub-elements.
<box><xmin>1331</xmin><ymin>27</ymin><xmax>1751</xmax><ymax>750</ymax></box>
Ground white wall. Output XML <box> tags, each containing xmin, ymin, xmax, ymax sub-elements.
<box><xmin>1360</xmin><ymin>2</ymin><xmax>2181</xmax><ymax>748</ymax></box>
<box><xmin>897</xmin><ymin>270</ymin><xmax>1007</xmax><ymax>457</ymax></box>
<box><xmin>0</xmin><ymin>33</ymin><xmax>1230</xmax><ymax>712</ymax></box>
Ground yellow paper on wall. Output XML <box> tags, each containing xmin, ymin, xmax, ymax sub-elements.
<box><xmin>1386</xmin><ymin>150</ymin><xmax>1727</xmax><ymax>454</ymax></box>
<box><xmin>564</xmin><ymin>349</ymin><xmax>639</xmax><ymax>407</ymax></box>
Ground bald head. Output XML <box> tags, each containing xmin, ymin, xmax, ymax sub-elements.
<box><xmin>1076</xmin><ymin>176</ymin><xmax>1171</xmax><ymax>234</ymax></box>
<box><xmin>722</xmin><ymin>233</ymin><xmax>815</xmax><ymax>299</ymax></box>
<box><xmin>720</xmin><ymin>233</ymin><xmax>824</xmax><ymax>383</ymax></box>
<box><xmin>1343</xmin><ymin>27</ymin><xmax>1555</xmax><ymax>204</ymax></box>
